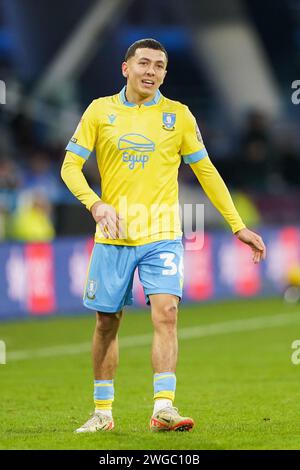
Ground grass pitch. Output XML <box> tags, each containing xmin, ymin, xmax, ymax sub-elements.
<box><xmin>1</xmin><ymin>297</ymin><xmax>300</xmax><ymax>450</ymax></box>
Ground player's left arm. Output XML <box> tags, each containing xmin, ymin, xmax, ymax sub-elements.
<box><xmin>190</xmin><ymin>157</ymin><xmax>266</xmax><ymax>263</ymax></box>
<box><xmin>180</xmin><ymin>105</ymin><xmax>266</xmax><ymax>263</ymax></box>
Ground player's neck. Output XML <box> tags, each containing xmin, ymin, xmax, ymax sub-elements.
<box><xmin>125</xmin><ymin>85</ymin><xmax>156</xmax><ymax>106</ymax></box>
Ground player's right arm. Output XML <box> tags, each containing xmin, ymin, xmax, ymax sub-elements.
<box><xmin>61</xmin><ymin>102</ymin><xmax>124</xmax><ymax>239</ymax></box>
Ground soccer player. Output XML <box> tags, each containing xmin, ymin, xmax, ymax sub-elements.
<box><xmin>61</xmin><ymin>38</ymin><xmax>266</xmax><ymax>433</ymax></box>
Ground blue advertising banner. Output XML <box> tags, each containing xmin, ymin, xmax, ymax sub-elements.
<box><xmin>0</xmin><ymin>227</ymin><xmax>299</xmax><ymax>320</ymax></box>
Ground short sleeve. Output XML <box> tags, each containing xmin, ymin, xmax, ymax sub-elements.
<box><xmin>65</xmin><ymin>100</ymin><xmax>98</xmax><ymax>160</ymax></box>
<box><xmin>180</xmin><ymin>106</ymin><xmax>208</xmax><ymax>164</ymax></box>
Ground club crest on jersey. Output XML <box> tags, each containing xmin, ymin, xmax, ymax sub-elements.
<box><xmin>162</xmin><ymin>112</ymin><xmax>176</xmax><ymax>131</ymax></box>
<box><xmin>86</xmin><ymin>280</ymin><xmax>97</xmax><ymax>300</ymax></box>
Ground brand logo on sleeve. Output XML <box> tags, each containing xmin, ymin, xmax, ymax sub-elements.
<box><xmin>118</xmin><ymin>133</ymin><xmax>155</xmax><ymax>170</ymax></box>
<box><xmin>162</xmin><ymin>112</ymin><xmax>176</xmax><ymax>131</ymax></box>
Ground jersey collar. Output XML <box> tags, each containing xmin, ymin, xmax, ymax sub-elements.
<box><xmin>119</xmin><ymin>86</ymin><xmax>162</xmax><ymax>107</ymax></box>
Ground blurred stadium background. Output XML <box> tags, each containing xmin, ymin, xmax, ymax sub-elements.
<box><xmin>0</xmin><ymin>0</ymin><xmax>300</xmax><ymax>318</ymax></box>
<box><xmin>0</xmin><ymin>0</ymin><xmax>300</xmax><ymax>450</ymax></box>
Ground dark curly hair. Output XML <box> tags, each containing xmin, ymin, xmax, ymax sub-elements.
<box><xmin>125</xmin><ymin>38</ymin><xmax>168</xmax><ymax>63</ymax></box>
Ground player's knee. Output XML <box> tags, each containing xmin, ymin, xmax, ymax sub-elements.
<box><xmin>95</xmin><ymin>311</ymin><xmax>122</xmax><ymax>333</ymax></box>
<box><xmin>153</xmin><ymin>303</ymin><xmax>178</xmax><ymax>329</ymax></box>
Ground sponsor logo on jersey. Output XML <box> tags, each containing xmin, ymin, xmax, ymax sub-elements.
<box><xmin>118</xmin><ymin>133</ymin><xmax>155</xmax><ymax>170</ymax></box>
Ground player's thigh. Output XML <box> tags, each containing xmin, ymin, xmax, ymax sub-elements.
<box><xmin>84</xmin><ymin>243</ymin><xmax>136</xmax><ymax>313</ymax></box>
<box><xmin>138</xmin><ymin>239</ymin><xmax>184</xmax><ymax>304</ymax></box>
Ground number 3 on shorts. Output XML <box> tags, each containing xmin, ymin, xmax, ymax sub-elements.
<box><xmin>160</xmin><ymin>253</ymin><xmax>184</xmax><ymax>276</ymax></box>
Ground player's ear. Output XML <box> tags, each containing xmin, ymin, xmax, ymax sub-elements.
<box><xmin>161</xmin><ymin>68</ymin><xmax>167</xmax><ymax>85</ymax></box>
<box><xmin>122</xmin><ymin>62</ymin><xmax>129</xmax><ymax>78</ymax></box>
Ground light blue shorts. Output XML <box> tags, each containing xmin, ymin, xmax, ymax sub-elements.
<box><xmin>83</xmin><ymin>239</ymin><xmax>184</xmax><ymax>313</ymax></box>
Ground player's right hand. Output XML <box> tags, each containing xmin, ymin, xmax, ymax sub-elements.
<box><xmin>91</xmin><ymin>201</ymin><xmax>125</xmax><ymax>239</ymax></box>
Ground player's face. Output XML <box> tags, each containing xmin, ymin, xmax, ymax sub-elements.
<box><xmin>122</xmin><ymin>48</ymin><xmax>167</xmax><ymax>98</ymax></box>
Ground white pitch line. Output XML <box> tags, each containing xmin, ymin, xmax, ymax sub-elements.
<box><xmin>6</xmin><ymin>311</ymin><xmax>300</xmax><ymax>362</ymax></box>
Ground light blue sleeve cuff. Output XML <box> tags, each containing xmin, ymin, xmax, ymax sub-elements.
<box><xmin>66</xmin><ymin>141</ymin><xmax>91</xmax><ymax>160</ymax></box>
<box><xmin>182</xmin><ymin>148</ymin><xmax>208</xmax><ymax>164</ymax></box>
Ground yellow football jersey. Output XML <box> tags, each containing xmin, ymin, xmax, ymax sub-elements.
<box><xmin>65</xmin><ymin>87</ymin><xmax>208</xmax><ymax>245</ymax></box>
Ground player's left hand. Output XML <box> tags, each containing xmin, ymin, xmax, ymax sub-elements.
<box><xmin>234</xmin><ymin>227</ymin><xmax>266</xmax><ymax>264</ymax></box>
